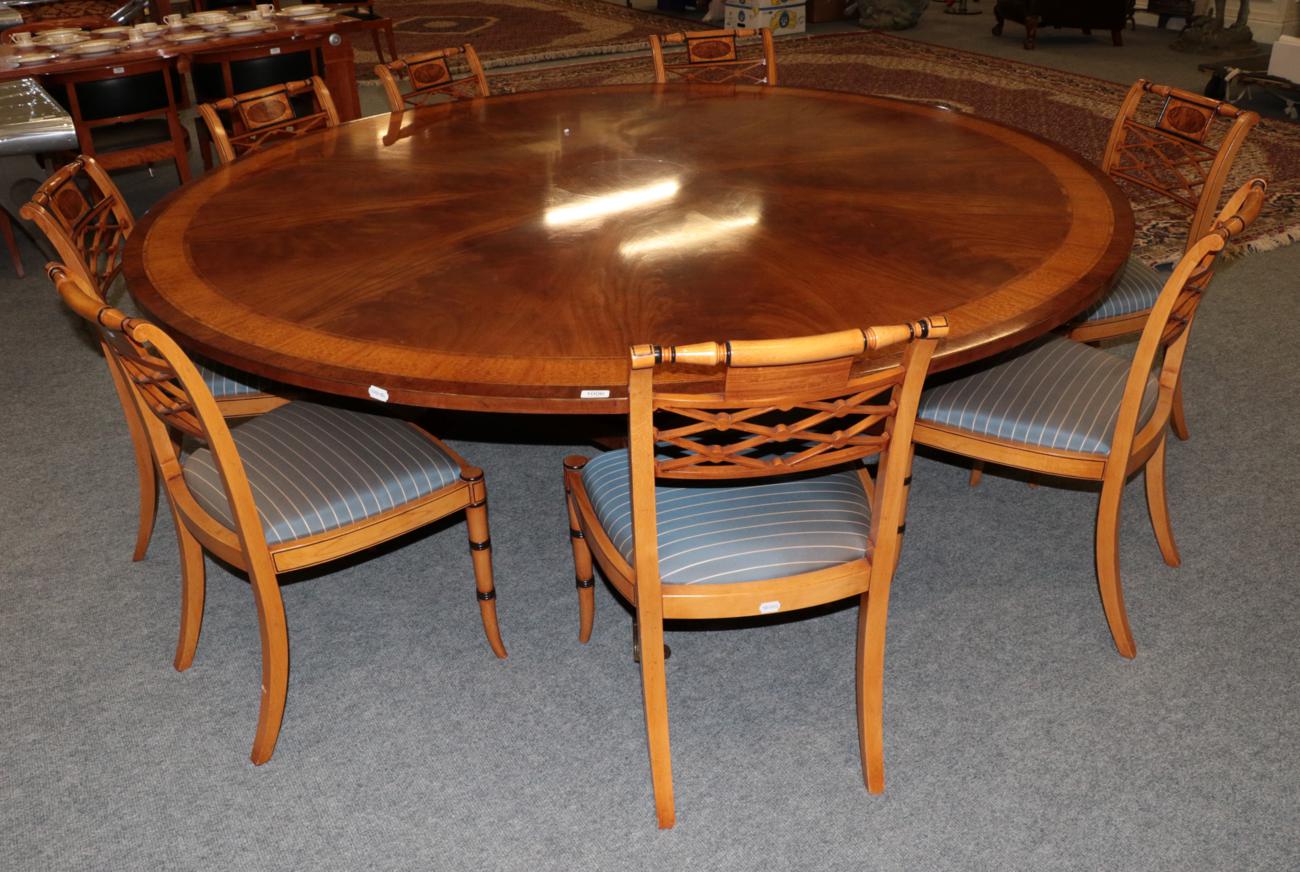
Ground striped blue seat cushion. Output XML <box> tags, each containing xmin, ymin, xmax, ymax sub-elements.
<box><xmin>198</xmin><ymin>358</ymin><xmax>271</xmax><ymax>399</ymax></box>
<box><xmin>582</xmin><ymin>450</ymin><xmax>871</xmax><ymax>585</ymax></box>
<box><xmin>111</xmin><ymin>283</ymin><xmax>271</xmax><ymax>399</ymax></box>
<box><xmin>917</xmin><ymin>336</ymin><xmax>1159</xmax><ymax>455</ymax></box>
<box><xmin>1080</xmin><ymin>254</ymin><xmax>1166</xmax><ymax>322</ymax></box>
<box><xmin>183</xmin><ymin>402</ymin><xmax>462</xmax><ymax>545</ymax></box>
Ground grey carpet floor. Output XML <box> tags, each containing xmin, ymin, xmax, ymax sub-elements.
<box><xmin>3</xmin><ymin>17</ymin><xmax>1299</xmax><ymax>871</ymax></box>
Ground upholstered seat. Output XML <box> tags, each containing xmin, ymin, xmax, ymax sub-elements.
<box><xmin>1080</xmin><ymin>255</ymin><xmax>1165</xmax><ymax>323</ymax></box>
<box><xmin>917</xmin><ymin>336</ymin><xmax>1159</xmax><ymax>455</ymax></box>
<box><xmin>184</xmin><ymin>402</ymin><xmax>462</xmax><ymax>545</ymax></box>
<box><xmin>582</xmin><ymin>449</ymin><xmax>870</xmax><ymax>585</ymax></box>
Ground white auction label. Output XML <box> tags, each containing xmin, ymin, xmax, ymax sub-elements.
<box><xmin>580</xmin><ymin>389</ymin><xmax>610</xmax><ymax>399</ymax></box>
<box><xmin>368</xmin><ymin>385</ymin><xmax>390</xmax><ymax>402</ymax></box>
<box><xmin>759</xmin><ymin>601</ymin><xmax>781</xmax><ymax>614</ymax></box>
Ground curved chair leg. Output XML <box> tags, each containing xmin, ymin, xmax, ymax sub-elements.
<box><xmin>1095</xmin><ymin>478</ymin><xmax>1137</xmax><ymax>658</ymax></box>
<box><xmin>462</xmin><ymin>468</ymin><xmax>506</xmax><ymax>659</ymax></box>
<box><xmin>1170</xmin><ymin>379</ymin><xmax>1190</xmax><ymax>441</ymax></box>
<box><xmin>1144</xmin><ymin>437</ymin><xmax>1181</xmax><ymax>567</ymax></box>
<box><xmin>104</xmin><ymin>351</ymin><xmax>158</xmax><ymax>560</ymax></box>
<box><xmin>564</xmin><ymin>457</ymin><xmax>595</xmax><ymax>643</ymax></box>
<box><xmin>172</xmin><ymin>511</ymin><xmax>207</xmax><ymax>671</ymax></box>
<box><xmin>248</xmin><ymin>565</ymin><xmax>290</xmax><ymax>766</ymax></box>
<box><xmin>855</xmin><ymin>589</ymin><xmax>887</xmax><ymax>794</ymax></box>
<box><xmin>636</xmin><ymin>610</ymin><xmax>676</xmax><ymax>829</ymax></box>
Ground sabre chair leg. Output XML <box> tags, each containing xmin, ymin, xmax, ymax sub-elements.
<box><xmin>172</xmin><ymin>512</ymin><xmax>207</xmax><ymax>671</ymax></box>
<box><xmin>1144</xmin><ymin>437</ymin><xmax>1181</xmax><ymax>567</ymax></box>
<box><xmin>1095</xmin><ymin>479</ymin><xmax>1137</xmax><ymax>658</ymax></box>
<box><xmin>855</xmin><ymin>589</ymin><xmax>890</xmax><ymax>793</ymax></box>
<box><xmin>463</xmin><ymin>468</ymin><xmax>507</xmax><ymax>659</ymax></box>
<box><xmin>248</xmin><ymin>565</ymin><xmax>290</xmax><ymax>765</ymax></box>
<box><xmin>1170</xmin><ymin>379</ymin><xmax>1190</xmax><ymax>441</ymax></box>
<box><xmin>1</xmin><ymin>209</ymin><xmax>23</xmax><ymax>277</ymax></box>
<box><xmin>564</xmin><ymin>457</ymin><xmax>596</xmax><ymax>643</ymax></box>
<box><xmin>636</xmin><ymin>610</ymin><xmax>676</xmax><ymax>829</ymax></box>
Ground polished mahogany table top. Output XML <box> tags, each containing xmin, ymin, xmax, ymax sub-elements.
<box><xmin>124</xmin><ymin>83</ymin><xmax>1134</xmax><ymax>413</ymax></box>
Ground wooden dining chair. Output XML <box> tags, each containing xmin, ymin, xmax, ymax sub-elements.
<box><xmin>197</xmin><ymin>77</ymin><xmax>339</xmax><ymax>165</ymax></box>
<box><xmin>51</xmin><ymin>264</ymin><xmax>507</xmax><ymax>764</ymax></box>
<box><xmin>22</xmin><ymin>156</ymin><xmax>286</xmax><ymax>561</ymax></box>
<box><xmin>43</xmin><ymin>57</ymin><xmax>192</xmax><ymax>184</ymax></box>
<box><xmin>648</xmin><ymin>27</ymin><xmax>778</xmax><ymax>86</ymax></box>
<box><xmin>188</xmin><ymin>37</ymin><xmax>325</xmax><ymax>169</ymax></box>
<box><xmin>563</xmin><ymin>316</ymin><xmax>948</xmax><ymax>828</ymax></box>
<box><xmin>913</xmin><ymin>178</ymin><xmax>1266</xmax><ymax>660</ymax></box>
<box><xmin>374</xmin><ymin>45</ymin><xmax>490</xmax><ymax>113</ymax></box>
<box><xmin>1069</xmin><ymin>80</ymin><xmax>1259</xmax><ymax>438</ymax></box>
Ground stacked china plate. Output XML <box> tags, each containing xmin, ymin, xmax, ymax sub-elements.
<box><xmin>186</xmin><ymin>11</ymin><xmax>235</xmax><ymax>29</ymax></box>
<box><xmin>31</xmin><ymin>30</ymin><xmax>91</xmax><ymax>49</ymax></box>
<box><xmin>222</xmin><ymin>18</ymin><xmax>275</xmax><ymax>34</ymax></box>
<box><xmin>279</xmin><ymin>4</ymin><xmax>335</xmax><ymax>21</ymax></box>
<box><xmin>278</xmin><ymin>4</ymin><xmax>330</xmax><ymax>15</ymax></box>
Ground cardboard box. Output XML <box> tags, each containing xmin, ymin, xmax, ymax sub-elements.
<box><xmin>724</xmin><ymin>1</ymin><xmax>806</xmax><ymax>35</ymax></box>
<box><xmin>1267</xmin><ymin>35</ymin><xmax>1300</xmax><ymax>83</ymax></box>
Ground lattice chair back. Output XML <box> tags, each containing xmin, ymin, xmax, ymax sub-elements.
<box><xmin>1108</xmin><ymin>177</ymin><xmax>1266</xmax><ymax>462</ymax></box>
<box><xmin>50</xmin><ymin>264</ymin><xmax>271</xmax><ymax>555</ymax></box>
<box><xmin>374</xmin><ymin>44</ymin><xmax>490</xmax><ymax>113</ymax></box>
<box><xmin>624</xmin><ymin>316</ymin><xmax>948</xmax><ymax>593</ymax></box>
<box><xmin>21</xmin><ymin>156</ymin><xmax>134</xmax><ymax>301</ymax></box>
<box><xmin>1101</xmin><ymin>79</ymin><xmax>1259</xmax><ymax>252</ymax></box>
<box><xmin>198</xmin><ymin>77</ymin><xmax>340</xmax><ymax>165</ymax></box>
<box><xmin>649</xmin><ymin>27</ymin><xmax>778</xmax><ymax>86</ymax></box>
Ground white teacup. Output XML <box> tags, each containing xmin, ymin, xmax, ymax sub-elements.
<box><xmin>127</xmin><ymin>26</ymin><xmax>151</xmax><ymax>44</ymax></box>
<box><xmin>256</xmin><ymin>4</ymin><xmax>275</xmax><ymax>18</ymax></box>
<box><xmin>239</xmin><ymin>10</ymin><xmax>262</xmax><ymax>18</ymax></box>
<box><xmin>163</xmin><ymin>13</ymin><xmax>184</xmax><ymax>26</ymax></box>
<box><xmin>10</xmin><ymin>32</ymin><xmax>34</xmax><ymax>47</ymax></box>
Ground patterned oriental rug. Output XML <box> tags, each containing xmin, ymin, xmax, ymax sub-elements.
<box><xmin>367</xmin><ymin>0</ymin><xmax>671</xmax><ymax>65</ymax></box>
<box><xmin>490</xmin><ymin>32</ymin><xmax>1300</xmax><ymax>265</ymax></box>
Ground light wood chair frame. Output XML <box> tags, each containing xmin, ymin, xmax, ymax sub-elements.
<box><xmin>1070</xmin><ymin>80</ymin><xmax>1258</xmax><ymax>346</ymax></box>
<box><xmin>917</xmin><ymin>179</ymin><xmax>1267</xmax><ymax>660</ymax></box>
<box><xmin>22</xmin><ymin>157</ymin><xmax>285</xmax><ymax>561</ymax></box>
<box><xmin>187</xmin><ymin>37</ymin><xmax>325</xmax><ymax>170</ymax></box>
<box><xmin>51</xmin><ymin>265</ymin><xmax>507</xmax><ymax>764</ymax></box>
<box><xmin>648</xmin><ymin>27</ymin><xmax>778</xmax><ymax>86</ymax></box>
<box><xmin>197</xmin><ymin>76</ymin><xmax>339</xmax><ymax>166</ymax></box>
<box><xmin>374</xmin><ymin>44</ymin><xmax>489</xmax><ymax>113</ymax></box>
<box><xmin>563</xmin><ymin>316</ymin><xmax>949</xmax><ymax>828</ymax></box>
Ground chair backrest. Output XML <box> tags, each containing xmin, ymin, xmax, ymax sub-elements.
<box><xmin>21</xmin><ymin>155</ymin><xmax>135</xmax><ymax>300</ymax></box>
<box><xmin>44</xmin><ymin>57</ymin><xmax>184</xmax><ymax>126</ymax></box>
<box><xmin>198</xmin><ymin>77</ymin><xmax>339</xmax><ymax>165</ymax></box>
<box><xmin>190</xmin><ymin>38</ymin><xmax>324</xmax><ymax>104</ymax></box>
<box><xmin>50</xmin><ymin>264</ymin><xmax>272</xmax><ymax>557</ymax></box>
<box><xmin>1109</xmin><ymin>177</ymin><xmax>1267</xmax><ymax>459</ymax></box>
<box><xmin>374</xmin><ymin>45</ymin><xmax>489</xmax><ymax>113</ymax></box>
<box><xmin>624</xmin><ymin>316</ymin><xmax>948</xmax><ymax>592</ymax></box>
<box><xmin>648</xmin><ymin>28</ymin><xmax>778</xmax><ymax>86</ymax></box>
<box><xmin>1101</xmin><ymin>79</ymin><xmax>1259</xmax><ymax>253</ymax></box>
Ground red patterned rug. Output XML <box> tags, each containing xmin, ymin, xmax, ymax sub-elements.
<box><xmin>489</xmin><ymin>31</ymin><xmax>1300</xmax><ymax>265</ymax></box>
<box><xmin>368</xmin><ymin>0</ymin><xmax>674</xmax><ymax>65</ymax></box>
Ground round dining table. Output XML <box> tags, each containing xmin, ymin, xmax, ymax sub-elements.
<box><xmin>124</xmin><ymin>83</ymin><xmax>1134</xmax><ymax>414</ymax></box>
